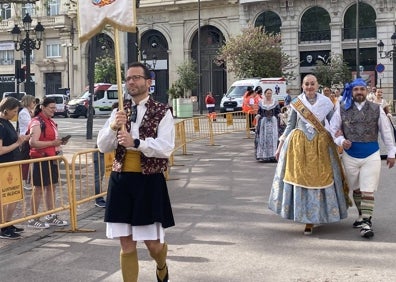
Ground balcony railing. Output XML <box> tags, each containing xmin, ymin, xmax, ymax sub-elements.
<box><xmin>342</xmin><ymin>26</ymin><xmax>377</xmax><ymax>40</ymax></box>
<box><xmin>299</xmin><ymin>30</ymin><xmax>331</xmax><ymax>43</ymax></box>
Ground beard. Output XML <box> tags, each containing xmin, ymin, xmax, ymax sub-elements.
<box><xmin>353</xmin><ymin>94</ymin><xmax>366</xmax><ymax>103</ymax></box>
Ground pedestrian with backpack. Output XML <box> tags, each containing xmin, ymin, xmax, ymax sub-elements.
<box><xmin>27</xmin><ymin>97</ymin><xmax>70</xmax><ymax>229</ymax></box>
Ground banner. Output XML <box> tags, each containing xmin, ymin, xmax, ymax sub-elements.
<box><xmin>78</xmin><ymin>0</ymin><xmax>137</xmax><ymax>42</ymax></box>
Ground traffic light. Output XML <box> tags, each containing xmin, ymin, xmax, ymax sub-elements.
<box><xmin>14</xmin><ymin>60</ymin><xmax>26</xmax><ymax>83</ymax></box>
<box><xmin>15</xmin><ymin>59</ymin><xmax>21</xmax><ymax>82</ymax></box>
<box><xmin>18</xmin><ymin>68</ymin><xmax>26</xmax><ymax>83</ymax></box>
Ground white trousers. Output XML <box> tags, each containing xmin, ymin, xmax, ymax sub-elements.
<box><xmin>106</xmin><ymin>222</ymin><xmax>165</xmax><ymax>243</ymax></box>
<box><xmin>341</xmin><ymin>151</ymin><xmax>381</xmax><ymax>193</ymax></box>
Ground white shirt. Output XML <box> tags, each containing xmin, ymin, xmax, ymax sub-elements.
<box><xmin>97</xmin><ymin>97</ymin><xmax>175</xmax><ymax>158</ymax></box>
<box><xmin>18</xmin><ymin>107</ymin><xmax>31</xmax><ymax>135</ymax></box>
<box><xmin>329</xmin><ymin>101</ymin><xmax>396</xmax><ymax>158</ymax></box>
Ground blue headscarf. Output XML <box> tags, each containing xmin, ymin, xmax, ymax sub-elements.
<box><xmin>342</xmin><ymin>77</ymin><xmax>367</xmax><ymax>110</ymax></box>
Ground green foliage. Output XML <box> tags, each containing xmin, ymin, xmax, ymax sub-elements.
<box><xmin>176</xmin><ymin>60</ymin><xmax>199</xmax><ymax>97</ymax></box>
<box><xmin>168</xmin><ymin>60</ymin><xmax>199</xmax><ymax>99</ymax></box>
<box><xmin>313</xmin><ymin>54</ymin><xmax>352</xmax><ymax>88</ymax></box>
<box><xmin>167</xmin><ymin>81</ymin><xmax>183</xmax><ymax>99</ymax></box>
<box><xmin>95</xmin><ymin>55</ymin><xmax>123</xmax><ymax>83</ymax></box>
<box><xmin>215</xmin><ymin>25</ymin><xmax>296</xmax><ymax>80</ymax></box>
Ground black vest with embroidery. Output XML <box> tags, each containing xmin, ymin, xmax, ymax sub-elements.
<box><xmin>112</xmin><ymin>97</ymin><xmax>169</xmax><ymax>174</ymax></box>
<box><xmin>340</xmin><ymin>101</ymin><xmax>379</xmax><ymax>142</ymax></box>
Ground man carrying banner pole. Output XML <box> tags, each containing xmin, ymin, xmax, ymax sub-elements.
<box><xmin>97</xmin><ymin>62</ymin><xmax>175</xmax><ymax>282</ymax></box>
<box><xmin>79</xmin><ymin>1</ymin><xmax>174</xmax><ymax>281</ymax></box>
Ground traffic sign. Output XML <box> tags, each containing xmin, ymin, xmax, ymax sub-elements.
<box><xmin>376</xmin><ymin>63</ymin><xmax>385</xmax><ymax>73</ymax></box>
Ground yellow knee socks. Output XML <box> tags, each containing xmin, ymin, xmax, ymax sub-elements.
<box><xmin>120</xmin><ymin>250</ymin><xmax>139</xmax><ymax>282</ymax></box>
<box><xmin>149</xmin><ymin>243</ymin><xmax>168</xmax><ymax>281</ymax></box>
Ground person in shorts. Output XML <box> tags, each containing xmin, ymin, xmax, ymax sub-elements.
<box><xmin>27</xmin><ymin>97</ymin><xmax>69</xmax><ymax>229</ymax></box>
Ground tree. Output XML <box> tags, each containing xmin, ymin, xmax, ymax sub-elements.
<box><xmin>215</xmin><ymin>25</ymin><xmax>296</xmax><ymax>80</ymax></box>
<box><xmin>94</xmin><ymin>55</ymin><xmax>123</xmax><ymax>83</ymax></box>
<box><xmin>313</xmin><ymin>54</ymin><xmax>352</xmax><ymax>88</ymax></box>
<box><xmin>176</xmin><ymin>60</ymin><xmax>199</xmax><ymax>98</ymax></box>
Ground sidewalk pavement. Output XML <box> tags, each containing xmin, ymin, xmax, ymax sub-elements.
<box><xmin>1</xmin><ymin>131</ymin><xmax>396</xmax><ymax>281</ymax></box>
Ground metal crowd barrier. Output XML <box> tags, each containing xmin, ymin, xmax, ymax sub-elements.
<box><xmin>1</xmin><ymin>111</ymin><xmax>252</xmax><ymax>233</ymax></box>
<box><xmin>0</xmin><ymin>156</ymin><xmax>72</xmax><ymax>230</ymax></box>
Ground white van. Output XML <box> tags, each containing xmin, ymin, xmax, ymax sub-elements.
<box><xmin>67</xmin><ymin>83</ymin><xmax>121</xmax><ymax>118</ymax></box>
<box><xmin>219</xmin><ymin>77</ymin><xmax>288</xmax><ymax>113</ymax></box>
<box><xmin>219</xmin><ymin>78</ymin><xmax>261</xmax><ymax>113</ymax></box>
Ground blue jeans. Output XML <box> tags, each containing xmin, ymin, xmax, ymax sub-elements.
<box><xmin>93</xmin><ymin>151</ymin><xmax>105</xmax><ymax>202</ymax></box>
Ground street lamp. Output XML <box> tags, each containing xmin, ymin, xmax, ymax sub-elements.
<box><xmin>152</xmin><ymin>54</ymin><xmax>157</xmax><ymax>69</ymax></box>
<box><xmin>11</xmin><ymin>13</ymin><xmax>44</xmax><ymax>96</ymax></box>
<box><xmin>61</xmin><ymin>43</ymin><xmax>73</xmax><ymax>91</ymax></box>
<box><xmin>141</xmin><ymin>50</ymin><xmax>148</xmax><ymax>67</ymax></box>
<box><xmin>377</xmin><ymin>32</ymin><xmax>396</xmax><ymax>105</ymax></box>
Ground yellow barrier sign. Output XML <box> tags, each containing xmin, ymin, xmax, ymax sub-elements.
<box><xmin>194</xmin><ymin>118</ymin><xmax>200</xmax><ymax>132</ymax></box>
<box><xmin>226</xmin><ymin>113</ymin><xmax>234</xmax><ymax>126</ymax></box>
<box><xmin>0</xmin><ymin>165</ymin><xmax>23</xmax><ymax>204</ymax></box>
<box><xmin>104</xmin><ymin>151</ymin><xmax>115</xmax><ymax>177</ymax></box>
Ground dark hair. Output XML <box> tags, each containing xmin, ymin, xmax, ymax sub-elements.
<box><xmin>264</xmin><ymin>88</ymin><xmax>272</xmax><ymax>94</ymax></box>
<box><xmin>247</xmin><ymin>86</ymin><xmax>253</xmax><ymax>92</ymax></box>
<box><xmin>0</xmin><ymin>96</ymin><xmax>20</xmax><ymax>113</ymax></box>
<box><xmin>255</xmin><ymin>86</ymin><xmax>262</xmax><ymax>94</ymax></box>
<box><xmin>128</xmin><ymin>62</ymin><xmax>151</xmax><ymax>79</ymax></box>
<box><xmin>33</xmin><ymin>97</ymin><xmax>56</xmax><ymax>117</ymax></box>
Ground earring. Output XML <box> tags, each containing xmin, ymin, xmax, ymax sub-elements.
<box><xmin>4</xmin><ymin>110</ymin><xmax>7</xmax><ymax>114</ymax></box>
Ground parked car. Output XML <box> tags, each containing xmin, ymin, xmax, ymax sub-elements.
<box><xmin>45</xmin><ymin>94</ymin><xmax>69</xmax><ymax>117</ymax></box>
<box><xmin>2</xmin><ymin>91</ymin><xmax>27</xmax><ymax>101</ymax></box>
<box><xmin>67</xmin><ymin>83</ymin><xmax>121</xmax><ymax>118</ymax></box>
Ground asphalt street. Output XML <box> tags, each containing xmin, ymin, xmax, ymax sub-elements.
<box><xmin>1</xmin><ymin>122</ymin><xmax>396</xmax><ymax>281</ymax></box>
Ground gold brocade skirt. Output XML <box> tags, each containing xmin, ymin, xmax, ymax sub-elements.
<box><xmin>283</xmin><ymin>130</ymin><xmax>334</xmax><ymax>189</ymax></box>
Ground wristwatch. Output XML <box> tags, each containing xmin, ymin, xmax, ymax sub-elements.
<box><xmin>133</xmin><ymin>139</ymin><xmax>140</xmax><ymax>149</ymax></box>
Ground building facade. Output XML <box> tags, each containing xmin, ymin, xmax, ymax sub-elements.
<box><xmin>0</xmin><ymin>0</ymin><xmax>395</xmax><ymax>106</ymax></box>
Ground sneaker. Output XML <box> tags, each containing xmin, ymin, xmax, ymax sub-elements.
<box><xmin>303</xmin><ymin>224</ymin><xmax>314</xmax><ymax>235</ymax></box>
<box><xmin>45</xmin><ymin>214</ymin><xmax>68</xmax><ymax>226</ymax></box>
<box><xmin>27</xmin><ymin>218</ymin><xmax>50</xmax><ymax>229</ymax></box>
<box><xmin>353</xmin><ymin>218</ymin><xmax>364</xmax><ymax>228</ymax></box>
<box><xmin>9</xmin><ymin>225</ymin><xmax>24</xmax><ymax>233</ymax></box>
<box><xmin>95</xmin><ymin>199</ymin><xmax>106</xmax><ymax>208</ymax></box>
<box><xmin>360</xmin><ymin>218</ymin><xmax>374</xmax><ymax>239</ymax></box>
<box><xmin>24</xmin><ymin>183</ymin><xmax>32</xmax><ymax>191</ymax></box>
<box><xmin>0</xmin><ymin>227</ymin><xmax>21</xmax><ymax>240</ymax></box>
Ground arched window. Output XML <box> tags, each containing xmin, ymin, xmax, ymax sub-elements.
<box><xmin>343</xmin><ymin>2</ymin><xmax>376</xmax><ymax>40</ymax></box>
<box><xmin>191</xmin><ymin>26</ymin><xmax>226</xmax><ymax>109</ymax></box>
<box><xmin>300</xmin><ymin>7</ymin><xmax>331</xmax><ymax>42</ymax></box>
<box><xmin>255</xmin><ymin>11</ymin><xmax>281</xmax><ymax>34</ymax></box>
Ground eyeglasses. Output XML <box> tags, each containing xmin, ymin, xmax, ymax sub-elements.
<box><xmin>127</xmin><ymin>75</ymin><xmax>147</xmax><ymax>82</ymax></box>
<box><xmin>48</xmin><ymin>106</ymin><xmax>57</xmax><ymax>110</ymax></box>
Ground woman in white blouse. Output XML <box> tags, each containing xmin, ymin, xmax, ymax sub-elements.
<box><xmin>18</xmin><ymin>95</ymin><xmax>36</xmax><ymax>190</ymax></box>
